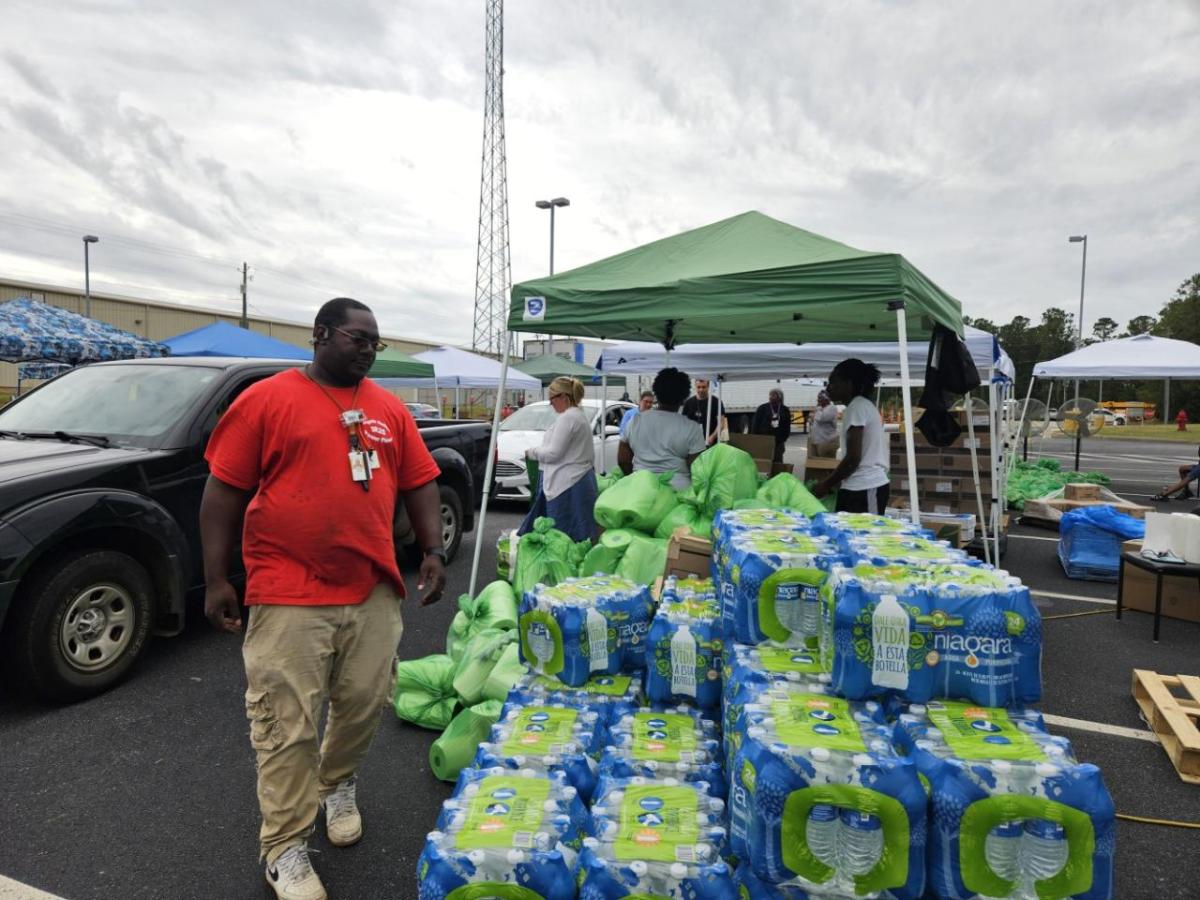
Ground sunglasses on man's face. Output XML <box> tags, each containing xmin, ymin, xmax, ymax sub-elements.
<box><xmin>332</xmin><ymin>325</ymin><xmax>387</xmax><ymax>353</ymax></box>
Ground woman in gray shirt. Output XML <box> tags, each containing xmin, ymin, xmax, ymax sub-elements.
<box><xmin>618</xmin><ymin>368</ymin><xmax>706</xmax><ymax>490</ymax></box>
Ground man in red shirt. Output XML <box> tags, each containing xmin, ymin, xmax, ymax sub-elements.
<box><xmin>200</xmin><ymin>298</ymin><xmax>446</xmax><ymax>900</ymax></box>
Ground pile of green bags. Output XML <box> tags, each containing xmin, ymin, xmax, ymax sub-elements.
<box><xmin>687</xmin><ymin>443</ymin><xmax>760</xmax><ymax>516</ymax></box>
<box><xmin>1007</xmin><ymin>458</ymin><xmax>1111</xmax><ymax>510</ymax></box>
<box><xmin>511</xmin><ymin>517</ymin><xmax>591</xmax><ymax>596</ymax></box>
<box><xmin>392</xmin><ymin>655</ymin><xmax>458</xmax><ymax>731</ymax></box>
<box><xmin>446</xmin><ymin>581</ymin><xmax>519</xmax><ymax>662</ymax></box>
<box><xmin>757</xmin><ymin>471</ymin><xmax>826</xmax><ymax>516</ymax></box>
<box><xmin>594</xmin><ymin>470</ymin><xmax>679</xmax><ymax>532</ymax></box>
<box><xmin>428</xmin><ymin>700</ymin><xmax>503</xmax><ymax>781</ymax></box>
<box><xmin>495</xmin><ymin>529</ymin><xmax>517</xmax><ymax>582</ymax></box>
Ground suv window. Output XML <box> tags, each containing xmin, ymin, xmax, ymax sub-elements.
<box><xmin>0</xmin><ymin>363</ymin><xmax>222</xmax><ymax>448</ymax></box>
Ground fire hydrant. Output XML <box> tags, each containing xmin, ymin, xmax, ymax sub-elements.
<box><xmin>1177</xmin><ymin>409</ymin><xmax>1189</xmax><ymax>431</ymax></box>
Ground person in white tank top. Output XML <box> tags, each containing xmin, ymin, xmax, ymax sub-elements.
<box><xmin>812</xmin><ymin>358</ymin><xmax>889</xmax><ymax>515</ymax></box>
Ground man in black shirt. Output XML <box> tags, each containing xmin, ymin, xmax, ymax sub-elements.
<box><xmin>752</xmin><ymin>388</ymin><xmax>791</xmax><ymax>463</ymax></box>
<box><xmin>682</xmin><ymin>378</ymin><xmax>726</xmax><ymax>447</ymax></box>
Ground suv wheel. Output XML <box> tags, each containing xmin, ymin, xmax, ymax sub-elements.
<box><xmin>4</xmin><ymin>550</ymin><xmax>154</xmax><ymax>702</ymax></box>
<box><xmin>441</xmin><ymin>484</ymin><xmax>464</xmax><ymax>562</ymax></box>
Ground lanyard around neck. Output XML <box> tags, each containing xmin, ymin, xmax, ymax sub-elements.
<box><xmin>304</xmin><ymin>366</ymin><xmax>361</xmax><ymax>413</ymax></box>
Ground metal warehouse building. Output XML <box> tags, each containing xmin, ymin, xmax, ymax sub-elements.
<box><xmin>0</xmin><ymin>277</ymin><xmax>440</xmax><ymax>395</ymax></box>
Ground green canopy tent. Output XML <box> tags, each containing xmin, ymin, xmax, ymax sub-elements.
<box><xmin>514</xmin><ymin>354</ymin><xmax>625</xmax><ymax>389</ymax></box>
<box><xmin>368</xmin><ymin>348</ymin><xmax>437</xmax><ymax>379</ymax></box>
<box><xmin>468</xmin><ymin>211</ymin><xmax>966</xmax><ymax>592</ymax></box>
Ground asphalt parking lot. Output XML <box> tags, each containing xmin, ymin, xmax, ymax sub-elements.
<box><xmin>2</xmin><ymin>434</ymin><xmax>1199</xmax><ymax>899</ymax></box>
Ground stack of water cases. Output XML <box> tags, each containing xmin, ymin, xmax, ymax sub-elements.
<box><xmin>599</xmin><ymin>705</ymin><xmax>728</xmax><ymax>798</ymax></box>
<box><xmin>811</xmin><ymin>511</ymin><xmax>930</xmax><ymax>556</ymax></box>
<box><xmin>646</xmin><ymin>577</ymin><xmax>724</xmax><ymax>710</ymax></box>
<box><xmin>820</xmin><ymin>563</ymin><xmax>1042</xmax><ymax>708</ymax></box>
<box><xmin>728</xmin><ymin>679</ymin><xmax>928</xmax><ymax>899</ymax></box>
<box><xmin>579</xmin><ymin>776</ymin><xmax>735</xmax><ymax>899</ymax></box>
<box><xmin>473</xmin><ymin>700</ymin><xmax>608</xmax><ymax>803</ymax></box>
<box><xmin>894</xmin><ymin>700</ymin><xmax>1116</xmax><ymax>900</ymax></box>
<box><xmin>519</xmin><ymin>576</ymin><xmax>655</xmax><ymax>687</ymax></box>
<box><xmin>506</xmin><ymin>671</ymin><xmax>643</xmax><ymax>730</ymax></box>
<box><xmin>417</xmin><ymin>767</ymin><xmax>590</xmax><ymax>900</ymax></box>
<box><xmin>844</xmin><ymin>533</ymin><xmax>974</xmax><ymax>568</ymax></box>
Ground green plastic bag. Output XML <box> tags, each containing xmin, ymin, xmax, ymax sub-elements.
<box><xmin>392</xmin><ymin>654</ymin><xmax>458</xmax><ymax>730</ymax></box>
<box><xmin>428</xmin><ymin>700</ymin><xmax>503</xmax><ymax>782</ymax></box>
<box><xmin>579</xmin><ymin>539</ymin><xmax>627</xmax><ymax>576</ymax></box>
<box><xmin>757</xmin><ymin>472</ymin><xmax>826</xmax><ymax>516</ymax></box>
<box><xmin>596</xmin><ymin>469</ymin><xmax>624</xmax><ymax>493</ymax></box>
<box><xmin>496</xmin><ymin>529</ymin><xmax>518</xmax><ymax>582</ymax></box>
<box><xmin>733</xmin><ymin>497</ymin><xmax>772</xmax><ymax>510</ymax></box>
<box><xmin>593</xmin><ymin>470</ymin><xmax>679</xmax><ymax>532</ymax></box>
<box><xmin>804</xmin><ymin>479</ymin><xmax>838</xmax><ymax>512</ymax></box>
<box><xmin>481</xmin><ymin>642</ymin><xmax>526</xmax><ymax>702</ymax></box>
<box><xmin>452</xmin><ymin>627</ymin><xmax>517</xmax><ymax>706</ymax></box>
<box><xmin>613</xmin><ymin>530</ymin><xmax>669</xmax><ymax>586</ymax></box>
<box><xmin>689</xmin><ymin>444</ymin><xmax>760</xmax><ymax>517</ymax></box>
<box><xmin>512</xmin><ymin>517</ymin><xmax>591</xmax><ymax>597</ymax></box>
<box><xmin>446</xmin><ymin>581</ymin><xmax>519</xmax><ymax>661</ymax></box>
<box><xmin>653</xmin><ymin>494</ymin><xmax>712</xmax><ymax>539</ymax></box>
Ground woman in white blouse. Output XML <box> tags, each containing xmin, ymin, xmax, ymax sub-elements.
<box><xmin>517</xmin><ymin>376</ymin><xmax>597</xmax><ymax>541</ymax></box>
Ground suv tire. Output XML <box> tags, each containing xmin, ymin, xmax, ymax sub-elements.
<box><xmin>3</xmin><ymin>550</ymin><xmax>154</xmax><ymax>702</ymax></box>
<box><xmin>440</xmin><ymin>484</ymin><xmax>464</xmax><ymax>562</ymax></box>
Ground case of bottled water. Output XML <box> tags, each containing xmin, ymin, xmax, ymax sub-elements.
<box><xmin>416</xmin><ymin>768</ymin><xmax>585</xmax><ymax>900</ymax></box>
<box><xmin>733</xmin><ymin>862</ymin><xmax>814</xmax><ymax>898</ymax></box>
<box><xmin>473</xmin><ymin>703</ymin><xmax>606</xmax><ymax>802</ymax></box>
<box><xmin>843</xmin><ymin>533</ymin><xmax>974</xmax><ymax>568</ymax></box>
<box><xmin>811</xmin><ymin>511</ymin><xmax>930</xmax><ymax>553</ymax></box>
<box><xmin>728</xmin><ymin>689</ymin><xmax>927</xmax><ymax>899</ymax></box>
<box><xmin>717</xmin><ymin>530</ymin><xmax>840</xmax><ymax>646</ymax></box>
<box><xmin>894</xmin><ymin>700</ymin><xmax>1115</xmax><ymax>900</ymax></box>
<box><xmin>821</xmin><ymin>563</ymin><xmax>1042</xmax><ymax>707</ymax></box>
<box><xmin>519</xmin><ymin>576</ymin><xmax>655</xmax><ymax>687</ymax></box>
<box><xmin>505</xmin><ymin>671</ymin><xmax>644</xmax><ymax>728</ymax></box>
<box><xmin>578</xmin><ymin>777</ymin><xmax>734</xmax><ymax>898</ymax></box>
<box><xmin>599</xmin><ymin>707</ymin><xmax>727</xmax><ymax>799</ymax></box>
<box><xmin>721</xmin><ymin>661</ymin><xmax>834</xmax><ymax>777</ymax></box>
<box><xmin>646</xmin><ymin>576</ymin><xmax>724</xmax><ymax>710</ymax></box>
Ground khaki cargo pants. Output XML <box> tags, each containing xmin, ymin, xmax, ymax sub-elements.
<box><xmin>242</xmin><ymin>583</ymin><xmax>403</xmax><ymax>863</ymax></box>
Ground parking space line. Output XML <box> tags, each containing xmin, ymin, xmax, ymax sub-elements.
<box><xmin>1030</xmin><ymin>589</ymin><xmax>1115</xmax><ymax>606</ymax></box>
<box><xmin>0</xmin><ymin>875</ymin><xmax>70</xmax><ymax>900</ymax></box>
<box><xmin>1008</xmin><ymin>534</ymin><xmax>1058</xmax><ymax>542</ymax></box>
<box><xmin>1041</xmin><ymin>713</ymin><xmax>1158</xmax><ymax>743</ymax></box>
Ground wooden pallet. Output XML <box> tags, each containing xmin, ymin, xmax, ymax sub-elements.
<box><xmin>1131</xmin><ymin>668</ymin><xmax>1200</xmax><ymax>785</ymax></box>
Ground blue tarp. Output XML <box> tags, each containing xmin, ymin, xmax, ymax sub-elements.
<box><xmin>163</xmin><ymin>321</ymin><xmax>310</xmax><ymax>360</ymax></box>
<box><xmin>0</xmin><ymin>297</ymin><xmax>168</xmax><ymax>364</ymax></box>
<box><xmin>1058</xmin><ymin>506</ymin><xmax>1146</xmax><ymax>582</ymax></box>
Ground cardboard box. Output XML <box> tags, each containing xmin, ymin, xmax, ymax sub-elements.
<box><xmin>892</xmin><ymin>475</ymin><xmax>965</xmax><ymax>496</ymax></box>
<box><xmin>770</xmin><ymin>462</ymin><xmax>794</xmax><ymax>476</ymax></box>
<box><xmin>899</xmin><ymin>431</ymin><xmax>993</xmax><ymax>452</ymax></box>
<box><xmin>1064</xmin><ymin>483</ymin><xmax>1102</xmax><ymax>501</ymax></box>
<box><xmin>665</xmin><ymin>529</ymin><xmax>713</xmax><ymax>580</ymax></box>
<box><xmin>1120</xmin><ymin>540</ymin><xmax>1200</xmax><ymax>623</ymax></box>
<box><xmin>886</xmin><ymin>506</ymin><xmax>975</xmax><ymax>547</ymax></box>
<box><xmin>729</xmin><ymin>433</ymin><xmax>776</xmax><ymax>459</ymax></box>
<box><xmin>1047</xmin><ymin>498</ymin><xmax>1152</xmax><ymax>520</ymax></box>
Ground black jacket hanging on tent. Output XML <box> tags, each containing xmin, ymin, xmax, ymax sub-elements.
<box><xmin>915</xmin><ymin>324</ymin><xmax>982</xmax><ymax>447</ymax></box>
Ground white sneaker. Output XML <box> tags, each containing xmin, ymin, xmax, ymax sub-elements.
<box><xmin>322</xmin><ymin>776</ymin><xmax>363</xmax><ymax>846</ymax></box>
<box><xmin>265</xmin><ymin>844</ymin><xmax>326</xmax><ymax>900</ymax></box>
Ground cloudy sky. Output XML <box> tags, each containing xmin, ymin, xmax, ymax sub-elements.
<box><xmin>1</xmin><ymin>0</ymin><xmax>1197</xmax><ymax>344</ymax></box>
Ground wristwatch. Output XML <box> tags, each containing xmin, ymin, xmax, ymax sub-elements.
<box><xmin>422</xmin><ymin>547</ymin><xmax>447</xmax><ymax>562</ymax></box>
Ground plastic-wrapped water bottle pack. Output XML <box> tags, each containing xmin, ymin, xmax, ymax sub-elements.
<box><xmin>519</xmin><ymin>576</ymin><xmax>655</xmax><ymax>687</ymax></box>
<box><xmin>717</xmin><ymin>530</ymin><xmax>841</xmax><ymax>647</ymax></box>
<box><xmin>843</xmin><ymin>533</ymin><xmax>974</xmax><ymax>568</ymax></box>
<box><xmin>505</xmin><ymin>671</ymin><xmax>644</xmax><ymax>728</ymax></box>
<box><xmin>728</xmin><ymin>688</ymin><xmax>927</xmax><ymax>899</ymax></box>
<box><xmin>416</xmin><ymin>767</ymin><xmax>589</xmax><ymax>900</ymax></box>
<box><xmin>820</xmin><ymin>563</ymin><xmax>1042</xmax><ymax>708</ymax></box>
<box><xmin>894</xmin><ymin>701</ymin><xmax>1115</xmax><ymax>900</ymax></box>
<box><xmin>646</xmin><ymin>576</ymin><xmax>724</xmax><ymax>710</ymax></box>
<box><xmin>599</xmin><ymin>707</ymin><xmax>727</xmax><ymax>799</ymax></box>
<box><xmin>578</xmin><ymin>776</ymin><xmax>735</xmax><ymax>900</ymax></box>
<box><xmin>474</xmin><ymin>702</ymin><xmax>607</xmax><ymax>803</ymax></box>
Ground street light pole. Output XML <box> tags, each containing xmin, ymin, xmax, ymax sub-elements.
<box><xmin>82</xmin><ymin>234</ymin><xmax>99</xmax><ymax>318</ymax></box>
<box><xmin>1068</xmin><ymin>234</ymin><xmax>1087</xmax><ymax>470</ymax></box>
<box><xmin>535</xmin><ymin>197</ymin><xmax>569</xmax><ymax>358</ymax></box>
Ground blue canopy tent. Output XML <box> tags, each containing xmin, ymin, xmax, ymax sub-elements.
<box><xmin>163</xmin><ymin>321</ymin><xmax>311</xmax><ymax>360</ymax></box>
<box><xmin>0</xmin><ymin>297</ymin><xmax>167</xmax><ymax>365</ymax></box>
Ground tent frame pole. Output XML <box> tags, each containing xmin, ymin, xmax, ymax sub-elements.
<box><xmin>966</xmin><ymin>390</ymin><xmax>991</xmax><ymax>565</ymax></box>
<box><xmin>891</xmin><ymin>302</ymin><xmax>921</xmax><ymax>525</ymax></box>
<box><xmin>468</xmin><ymin>339</ymin><xmax>511</xmax><ymax>596</ymax></box>
<box><xmin>600</xmin><ymin>371</ymin><xmax>608</xmax><ymax>473</ymax></box>
<box><xmin>991</xmin><ymin>378</ymin><xmax>1003</xmax><ymax>563</ymax></box>
<box><xmin>1013</xmin><ymin>375</ymin><xmax>1036</xmax><ymax>466</ymax></box>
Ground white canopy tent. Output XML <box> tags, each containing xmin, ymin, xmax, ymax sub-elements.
<box><xmin>375</xmin><ymin>344</ymin><xmax>540</xmax><ymax>415</ymax></box>
<box><xmin>1027</xmin><ymin>333</ymin><xmax>1200</xmax><ymax>468</ymax></box>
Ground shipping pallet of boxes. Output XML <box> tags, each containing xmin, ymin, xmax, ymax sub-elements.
<box><xmin>888</xmin><ymin>409</ymin><xmax>1005</xmax><ymax>555</ymax></box>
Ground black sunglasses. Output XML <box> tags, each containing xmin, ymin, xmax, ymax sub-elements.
<box><xmin>332</xmin><ymin>325</ymin><xmax>387</xmax><ymax>353</ymax></box>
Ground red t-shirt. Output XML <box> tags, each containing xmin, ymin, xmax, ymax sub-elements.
<box><xmin>205</xmin><ymin>369</ymin><xmax>441</xmax><ymax>605</ymax></box>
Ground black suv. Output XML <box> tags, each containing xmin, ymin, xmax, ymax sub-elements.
<box><xmin>0</xmin><ymin>357</ymin><xmax>492</xmax><ymax>702</ymax></box>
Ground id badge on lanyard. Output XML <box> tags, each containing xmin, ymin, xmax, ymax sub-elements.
<box><xmin>340</xmin><ymin>409</ymin><xmax>375</xmax><ymax>489</ymax></box>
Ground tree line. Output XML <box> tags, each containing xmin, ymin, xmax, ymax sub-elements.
<box><xmin>965</xmin><ymin>273</ymin><xmax>1200</xmax><ymax>420</ymax></box>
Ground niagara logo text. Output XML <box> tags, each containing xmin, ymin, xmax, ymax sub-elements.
<box><xmin>932</xmin><ymin>633</ymin><xmax>1012</xmax><ymax>655</ymax></box>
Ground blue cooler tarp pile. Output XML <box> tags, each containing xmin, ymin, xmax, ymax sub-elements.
<box><xmin>1057</xmin><ymin>506</ymin><xmax>1145</xmax><ymax>582</ymax></box>
<box><xmin>417</xmin><ymin>505</ymin><xmax>1114</xmax><ymax>899</ymax></box>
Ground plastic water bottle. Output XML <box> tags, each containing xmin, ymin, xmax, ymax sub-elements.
<box><xmin>836</xmin><ymin>808</ymin><xmax>883</xmax><ymax>887</ymax></box>
<box><xmin>775</xmin><ymin>582</ymin><xmax>806</xmax><ymax>639</ymax></box>
<box><xmin>799</xmin><ymin>587</ymin><xmax>821</xmax><ymax>645</ymax></box>
<box><xmin>983</xmin><ymin>761</ymin><xmax>1023</xmax><ymax>885</ymax></box>
<box><xmin>670</xmin><ymin>623</ymin><xmax>697</xmax><ymax>697</ymax></box>
<box><xmin>586</xmin><ymin>607</ymin><xmax>609</xmax><ymax>672</ymax></box>
<box><xmin>1020</xmin><ymin>819</ymin><xmax>1069</xmax><ymax>888</ymax></box>
<box><xmin>806</xmin><ymin>804</ymin><xmax>840</xmax><ymax>869</ymax></box>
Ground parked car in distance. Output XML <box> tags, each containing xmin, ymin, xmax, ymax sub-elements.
<box><xmin>406</xmin><ymin>402</ymin><xmax>440</xmax><ymax>419</ymax></box>
<box><xmin>495</xmin><ymin>398</ymin><xmax>634</xmax><ymax>501</ymax></box>
<box><xmin>0</xmin><ymin>357</ymin><xmax>491</xmax><ymax>702</ymax></box>
<box><xmin>1094</xmin><ymin>408</ymin><xmax>1126</xmax><ymax>427</ymax></box>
